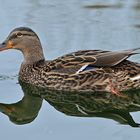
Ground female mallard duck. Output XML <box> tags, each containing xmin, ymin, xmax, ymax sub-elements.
<box><xmin>0</xmin><ymin>27</ymin><xmax>140</xmax><ymax>96</ymax></box>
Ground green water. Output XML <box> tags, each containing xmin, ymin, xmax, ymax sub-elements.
<box><xmin>0</xmin><ymin>0</ymin><xmax>140</xmax><ymax>140</ymax></box>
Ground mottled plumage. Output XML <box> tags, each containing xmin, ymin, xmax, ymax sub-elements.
<box><xmin>0</xmin><ymin>27</ymin><xmax>140</xmax><ymax>96</ymax></box>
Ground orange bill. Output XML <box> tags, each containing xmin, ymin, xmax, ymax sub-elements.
<box><xmin>0</xmin><ymin>41</ymin><xmax>13</xmax><ymax>51</ymax></box>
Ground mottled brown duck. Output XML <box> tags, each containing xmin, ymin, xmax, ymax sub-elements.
<box><xmin>0</xmin><ymin>27</ymin><xmax>140</xmax><ymax>96</ymax></box>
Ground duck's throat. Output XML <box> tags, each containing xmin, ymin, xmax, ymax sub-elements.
<box><xmin>22</xmin><ymin>47</ymin><xmax>45</xmax><ymax>64</ymax></box>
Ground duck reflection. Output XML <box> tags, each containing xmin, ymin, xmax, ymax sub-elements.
<box><xmin>0</xmin><ymin>81</ymin><xmax>43</xmax><ymax>125</ymax></box>
<box><xmin>43</xmin><ymin>88</ymin><xmax>140</xmax><ymax>127</ymax></box>
<box><xmin>1</xmin><ymin>81</ymin><xmax>140</xmax><ymax>127</ymax></box>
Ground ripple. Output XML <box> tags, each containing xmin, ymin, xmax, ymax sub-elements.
<box><xmin>0</xmin><ymin>75</ymin><xmax>18</xmax><ymax>81</ymax></box>
<box><xmin>133</xmin><ymin>3</ymin><xmax>140</xmax><ymax>11</ymax></box>
<box><xmin>134</xmin><ymin>24</ymin><xmax>140</xmax><ymax>29</ymax></box>
<box><xmin>83</xmin><ymin>3</ymin><xmax>123</xmax><ymax>10</ymax></box>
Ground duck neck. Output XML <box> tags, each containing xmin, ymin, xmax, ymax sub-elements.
<box><xmin>22</xmin><ymin>45</ymin><xmax>45</xmax><ymax>65</ymax></box>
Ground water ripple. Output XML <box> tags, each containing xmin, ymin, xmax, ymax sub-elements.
<box><xmin>83</xmin><ymin>3</ymin><xmax>123</xmax><ymax>10</ymax></box>
<box><xmin>0</xmin><ymin>75</ymin><xmax>18</xmax><ymax>81</ymax></box>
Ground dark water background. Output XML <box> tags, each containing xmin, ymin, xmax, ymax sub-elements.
<box><xmin>0</xmin><ymin>0</ymin><xmax>140</xmax><ymax>140</ymax></box>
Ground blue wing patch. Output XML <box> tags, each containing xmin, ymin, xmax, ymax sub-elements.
<box><xmin>76</xmin><ymin>64</ymin><xmax>97</xmax><ymax>74</ymax></box>
<box><xmin>83</xmin><ymin>65</ymin><xmax>97</xmax><ymax>71</ymax></box>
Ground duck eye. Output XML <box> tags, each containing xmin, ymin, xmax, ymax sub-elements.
<box><xmin>16</xmin><ymin>32</ymin><xmax>23</xmax><ymax>37</ymax></box>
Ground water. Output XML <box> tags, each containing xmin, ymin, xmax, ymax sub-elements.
<box><xmin>0</xmin><ymin>0</ymin><xmax>140</xmax><ymax>139</ymax></box>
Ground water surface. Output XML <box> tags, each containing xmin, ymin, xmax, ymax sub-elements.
<box><xmin>0</xmin><ymin>0</ymin><xmax>140</xmax><ymax>140</ymax></box>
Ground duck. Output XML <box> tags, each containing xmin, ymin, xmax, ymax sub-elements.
<box><xmin>0</xmin><ymin>27</ymin><xmax>140</xmax><ymax>96</ymax></box>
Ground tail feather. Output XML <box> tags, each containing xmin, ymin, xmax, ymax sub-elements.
<box><xmin>124</xmin><ymin>48</ymin><xmax>140</xmax><ymax>55</ymax></box>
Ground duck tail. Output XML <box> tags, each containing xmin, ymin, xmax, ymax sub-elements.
<box><xmin>124</xmin><ymin>47</ymin><xmax>140</xmax><ymax>55</ymax></box>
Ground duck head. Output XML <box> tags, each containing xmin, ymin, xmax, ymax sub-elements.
<box><xmin>0</xmin><ymin>27</ymin><xmax>45</xmax><ymax>64</ymax></box>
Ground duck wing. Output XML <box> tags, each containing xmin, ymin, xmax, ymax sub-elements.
<box><xmin>55</xmin><ymin>48</ymin><xmax>140</xmax><ymax>67</ymax></box>
<box><xmin>93</xmin><ymin>48</ymin><xmax>140</xmax><ymax>66</ymax></box>
<box><xmin>53</xmin><ymin>50</ymin><xmax>110</xmax><ymax>67</ymax></box>
<box><xmin>46</xmin><ymin>48</ymin><xmax>140</xmax><ymax>73</ymax></box>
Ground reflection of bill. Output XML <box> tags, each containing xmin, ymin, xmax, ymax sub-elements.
<box><xmin>0</xmin><ymin>82</ymin><xmax>43</xmax><ymax>125</ymax></box>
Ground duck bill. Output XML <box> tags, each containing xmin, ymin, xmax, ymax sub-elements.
<box><xmin>0</xmin><ymin>103</ymin><xmax>12</xmax><ymax>115</ymax></box>
<box><xmin>0</xmin><ymin>41</ymin><xmax>13</xmax><ymax>51</ymax></box>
